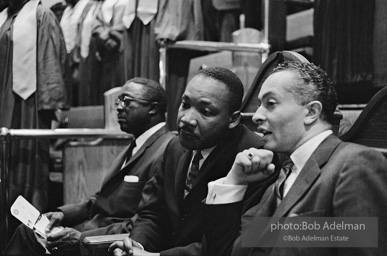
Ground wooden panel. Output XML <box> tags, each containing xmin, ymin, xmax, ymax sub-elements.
<box><xmin>63</xmin><ymin>138</ymin><xmax>131</xmax><ymax>204</ymax></box>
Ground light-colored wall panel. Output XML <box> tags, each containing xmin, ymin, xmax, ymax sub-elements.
<box><xmin>63</xmin><ymin>139</ymin><xmax>130</xmax><ymax>204</ymax></box>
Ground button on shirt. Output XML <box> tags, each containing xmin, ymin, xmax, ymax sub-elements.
<box><xmin>206</xmin><ymin>130</ymin><xmax>333</xmax><ymax>204</ymax></box>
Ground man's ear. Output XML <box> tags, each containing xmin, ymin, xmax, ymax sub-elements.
<box><xmin>228</xmin><ymin>111</ymin><xmax>241</xmax><ymax>129</ymax></box>
<box><xmin>148</xmin><ymin>102</ymin><xmax>158</xmax><ymax>116</ymax></box>
<box><xmin>304</xmin><ymin>101</ymin><xmax>322</xmax><ymax>125</ymax></box>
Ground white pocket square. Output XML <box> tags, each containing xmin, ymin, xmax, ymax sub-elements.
<box><xmin>124</xmin><ymin>175</ymin><xmax>139</xmax><ymax>182</ymax></box>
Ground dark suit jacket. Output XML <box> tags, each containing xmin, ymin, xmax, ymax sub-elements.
<box><xmin>203</xmin><ymin>135</ymin><xmax>387</xmax><ymax>256</ymax></box>
<box><xmin>129</xmin><ymin>124</ymin><xmax>277</xmax><ymax>256</ymax></box>
<box><xmin>57</xmin><ymin>126</ymin><xmax>175</xmax><ymax>248</ymax></box>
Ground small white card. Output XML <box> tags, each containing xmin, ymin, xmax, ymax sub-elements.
<box><xmin>10</xmin><ymin>195</ymin><xmax>49</xmax><ymax>238</ymax></box>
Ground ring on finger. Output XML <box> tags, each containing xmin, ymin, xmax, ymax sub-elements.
<box><xmin>248</xmin><ymin>153</ymin><xmax>254</xmax><ymax>160</ymax></box>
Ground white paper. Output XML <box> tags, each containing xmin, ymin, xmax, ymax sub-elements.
<box><xmin>10</xmin><ymin>195</ymin><xmax>49</xmax><ymax>238</ymax></box>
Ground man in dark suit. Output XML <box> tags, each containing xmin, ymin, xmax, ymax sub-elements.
<box><xmin>202</xmin><ymin>61</ymin><xmax>387</xmax><ymax>256</ymax></box>
<box><xmin>4</xmin><ymin>77</ymin><xmax>175</xmax><ymax>255</ymax></box>
<box><xmin>108</xmin><ymin>67</ymin><xmax>277</xmax><ymax>256</ymax></box>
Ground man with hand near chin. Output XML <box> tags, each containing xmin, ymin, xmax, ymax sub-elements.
<box><xmin>108</xmin><ymin>67</ymin><xmax>278</xmax><ymax>256</ymax></box>
<box><xmin>201</xmin><ymin>61</ymin><xmax>387</xmax><ymax>256</ymax></box>
<box><xmin>4</xmin><ymin>78</ymin><xmax>174</xmax><ymax>256</ymax></box>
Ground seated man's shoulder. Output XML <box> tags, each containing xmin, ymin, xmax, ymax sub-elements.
<box><xmin>338</xmin><ymin>141</ymin><xmax>385</xmax><ymax>159</ymax></box>
<box><xmin>158</xmin><ymin>130</ymin><xmax>176</xmax><ymax>142</ymax></box>
<box><xmin>330</xmin><ymin>141</ymin><xmax>387</xmax><ymax>172</ymax></box>
<box><xmin>165</xmin><ymin>136</ymin><xmax>183</xmax><ymax>152</ymax></box>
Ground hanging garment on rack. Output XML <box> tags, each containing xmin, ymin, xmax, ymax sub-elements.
<box><xmin>154</xmin><ymin>0</ymin><xmax>203</xmax><ymax>41</ymax></box>
<box><xmin>0</xmin><ymin>0</ymin><xmax>67</xmax><ymax>236</ymax></box>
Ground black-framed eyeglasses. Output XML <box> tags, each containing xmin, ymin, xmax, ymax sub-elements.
<box><xmin>114</xmin><ymin>95</ymin><xmax>156</xmax><ymax>109</ymax></box>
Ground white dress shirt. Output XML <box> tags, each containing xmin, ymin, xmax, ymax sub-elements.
<box><xmin>131</xmin><ymin>122</ymin><xmax>166</xmax><ymax>157</ymax></box>
<box><xmin>189</xmin><ymin>146</ymin><xmax>215</xmax><ymax>171</ymax></box>
<box><xmin>122</xmin><ymin>122</ymin><xmax>166</xmax><ymax>167</ymax></box>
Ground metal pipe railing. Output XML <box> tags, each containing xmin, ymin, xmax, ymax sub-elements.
<box><xmin>167</xmin><ymin>40</ymin><xmax>270</xmax><ymax>53</ymax></box>
<box><xmin>0</xmin><ymin>128</ymin><xmax>131</xmax><ymax>252</ymax></box>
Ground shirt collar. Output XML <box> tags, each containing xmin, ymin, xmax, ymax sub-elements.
<box><xmin>290</xmin><ymin>130</ymin><xmax>333</xmax><ymax>175</ymax></box>
<box><xmin>133</xmin><ymin>122</ymin><xmax>165</xmax><ymax>154</ymax></box>
<box><xmin>195</xmin><ymin>146</ymin><xmax>216</xmax><ymax>161</ymax></box>
<box><xmin>192</xmin><ymin>146</ymin><xmax>216</xmax><ymax>169</ymax></box>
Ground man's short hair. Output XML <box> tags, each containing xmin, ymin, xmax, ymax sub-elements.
<box><xmin>272</xmin><ymin>61</ymin><xmax>338</xmax><ymax>124</ymax></box>
<box><xmin>126</xmin><ymin>77</ymin><xmax>167</xmax><ymax>114</ymax></box>
<box><xmin>198</xmin><ymin>67</ymin><xmax>244</xmax><ymax>113</ymax></box>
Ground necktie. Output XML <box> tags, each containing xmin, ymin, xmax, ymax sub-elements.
<box><xmin>275</xmin><ymin>158</ymin><xmax>293</xmax><ymax>205</ymax></box>
<box><xmin>184</xmin><ymin>150</ymin><xmax>203</xmax><ymax>198</ymax></box>
<box><xmin>122</xmin><ymin>140</ymin><xmax>136</xmax><ymax>167</ymax></box>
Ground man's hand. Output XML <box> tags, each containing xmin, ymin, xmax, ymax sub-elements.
<box><xmin>45</xmin><ymin>211</ymin><xmax>64</xmax><ymax>233</ymax></box>
<box><xmin>104</xmin><ymin>38</ymin><xmax>118</xmax><ymax>51</ymax></box>
<box><xmin>46</xmin><ymin>227</ymin><xmax>81</xmax><ymax>253</ymax></box>
<box><xmin>108</xmin><ymin>237</ymin><xmax>159</xmax><ymax>256</ymax></box>
<box><xmin>99</xmin><ymin>29</ymin><xmax>110</xmax><ymax>41</ymax></box>
<box><xmin>224</xmin><ymin>148</ymin><xmax>275</xmax><ymax>185</ymax></box>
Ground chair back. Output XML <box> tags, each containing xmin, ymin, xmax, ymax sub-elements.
<box><xmin>340</xmin><ymin>86</ymin><xmax>387</xmax><ymax>158</ymax></box>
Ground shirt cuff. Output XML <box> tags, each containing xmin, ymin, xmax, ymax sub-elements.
<box><xmin>133</xmin><ymin>240</ymin><xmax>144</xmax><ymax>250</ymax></box>
<box><xmin>206</xmin><ymin>178</ymin><xmax>247</xmax><ymax>204</ymax></box>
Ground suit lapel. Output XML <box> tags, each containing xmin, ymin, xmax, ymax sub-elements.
<box><xmin>101</xmin><ymin>126</ymin><xmax>168</xmax><ymax>187</ymax></box>
<box><xmin>125</xmin><ymin>126</ymin><xmax>169</xmax><ymax>169</ymax></box>
<box><xmin>182</xmin><ymin>144</ymin><xmax>227</xmax><ymax>202</ymax></box>
<box><xmin>193</xmin><ymin>136</ymin><xmax>239</xmax><ymax>189</ymax></box>
<box><xmin>175</xmin><ymin>149</ymin><xmax>191</xmax><ymax>203</ymax></box>
<box><xmin>184</xmin><ymin>127</ymin><xmax>245</xmax><ymax>200</ymax></box>
<box><xmin>101</xmin><ymin>143</ymin><xmax>134</xmax><ymax>186</ymax></box>
<box><xmin>273</xmin><ymin>159</ymin><xmax>321</xmax><ymax>217</ymax></box>
<box><xmin>244</xmin><ymin>184</ymin><xmax>276</xmax><ymax>217</ymax></box>
<box><xmin>191</xmin><ymin>148</ymin><xmax>220</xmax><ymax>188</ymax></box>
<box><xmin>273</xmin><ymin>135</ymin><xmax>341</xmax><ymax>217</ymax></box>
<box><xmin>251</xmin><ymin>135</ymin><xmax>343</xmax><ymax>241</ymax></box>
<box><xmin>121</xmin><ymin>141</ymin><xmax>144</xmax><ymax>169</ymax></box>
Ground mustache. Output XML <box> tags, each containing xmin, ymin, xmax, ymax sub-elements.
<box><xmin>178</xmin><ymin>124</ymin><xmax>197</xmax><ymax>136</ymax></box>
<box><xmin>117</xmin><ymin>113</ymin><xmax>126</xmax><ymax>119</ymax></box>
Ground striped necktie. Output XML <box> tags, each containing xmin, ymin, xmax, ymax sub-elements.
<box><xmin>184</xmin><ymin>150</ymin><xmax>203</xmax><ymax>198</ymax></box>
<box><xmin>275</xmin><ymin>158</ymin><xmax>293</xmax><ymax>205</ymax></box>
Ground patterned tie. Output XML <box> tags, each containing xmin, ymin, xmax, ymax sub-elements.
<box><xmin>184</xmin><ymin>150</ymin><xmax>203</xmax><ymax>198</ymax></box>
<box><xmin>275</xmin><ymin>158</ymin><xmax>293</xmax><ymax>205</ymax></box>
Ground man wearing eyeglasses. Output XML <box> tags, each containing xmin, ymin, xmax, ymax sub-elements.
<box><xmin>108</xmin><ymin>67</ymin><xmax>277</xmax><ymax>256</ymax></box>
<box><xmin>4</xmin><ymin>78</ymin><xmax>175</xmax><ymax>256</ymax></box>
